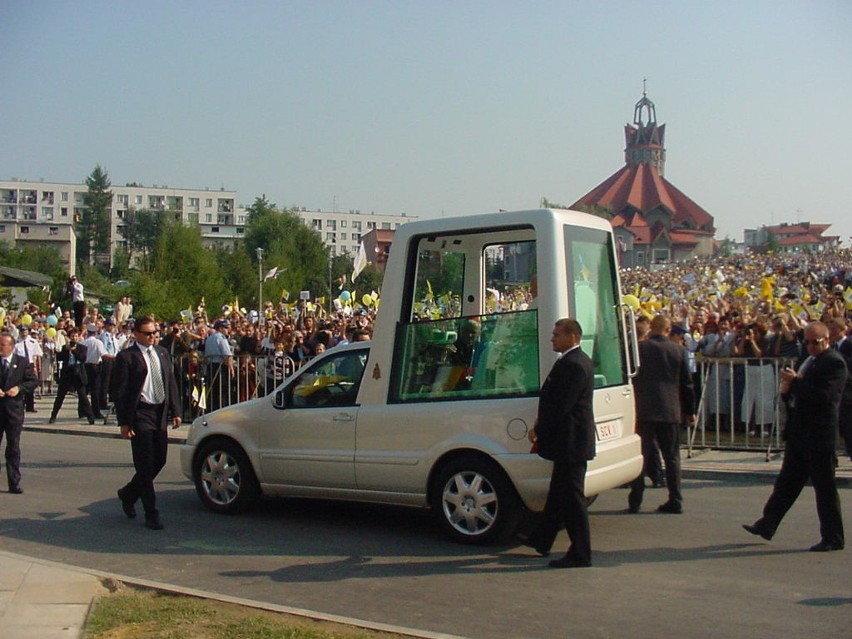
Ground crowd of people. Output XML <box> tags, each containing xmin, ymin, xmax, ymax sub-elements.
<box><xmin>1</xmin><ymin>248</ymin><xmax>850</xmax><ymax>421</ymax></box>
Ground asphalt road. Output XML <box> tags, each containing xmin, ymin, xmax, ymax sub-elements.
<box><xmin>2</xmin><ymin>431</ymin><xmax>850</xmax><ymax>639</ymax></box>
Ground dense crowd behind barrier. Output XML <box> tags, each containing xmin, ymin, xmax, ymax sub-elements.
<box><xmin>1</xmin><ymin>248</ymin><xmax>851</xmax><ymax>446</ymax></box>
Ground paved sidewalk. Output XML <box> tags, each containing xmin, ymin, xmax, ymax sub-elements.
<box><xmin>0</xmin><ymin>551</ymin><xmax>108</xmax><ymax>639</ymax></box>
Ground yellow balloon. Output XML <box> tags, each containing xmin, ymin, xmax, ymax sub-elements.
<box><xmin>46</xmin><ymin>327</ymin><xmax>57</xmax><ymax>338</ymax></box>
<box><xmin>21</xmin><ymin>314</ymin><xmax>33</xmax><ymax>325</ymax></box>
<box><xmin>622</xmin><ymin>294</ymin><xmax>641</xmax><ymax>311</ymax></box>
<box><xmin>362</xmin><ymin>294</ymin><xmax>372</xmax><ymax>307</ymax></box>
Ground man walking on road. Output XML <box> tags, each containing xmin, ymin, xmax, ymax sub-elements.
<box><xmin>519</xmin><ymin>318</ymin><xmax>596</xmax><ymax>568</ymax></box>
<box><xmin>628</xmin><ymin>314</ymin><xmax>695</xmax><ymax>514</ymax></box>
<box><xmin>0</xmin><ymin>333</ymin><xmax>38</xmax><ymax>493</ymax></box>
<box><xmin>743</xmin><ymin>320</ymin><xmax>846</xmax><ymax>551</ymax></box>
<box><xmin>112</xmin><ymin>317</ymin><xmax>182</xmax><ymax>530</ymax></box>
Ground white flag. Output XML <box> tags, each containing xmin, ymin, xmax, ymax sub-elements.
<box><xmin>352</xmin><ymin>242</ymin><xmax>368</xmax><ymax>281</ymax></box>
<box><xmin>263</xmin><ymin>266</ymin><xmax>285</xmax><ymax>282</ymax></box>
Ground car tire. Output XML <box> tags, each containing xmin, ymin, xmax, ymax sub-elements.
<box><xmin>431</xmin><ymin>456</ymin><xmax>521</xmax><ymax>545</ymax></box>
<box><xmin>193</xmin><ymin>439</ymin><xmax>260</xmax><ymax>514</ymax></box>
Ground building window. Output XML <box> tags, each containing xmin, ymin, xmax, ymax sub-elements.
<box><xmin>236</xmin><ymin>227</ymin><xmax>244</xmax><ymax>234</ymax></box>
<box><xmin>327</xmin><ymin>220</ymin><xmax>336</xmax><ymax>230</ymax></box>
<box><xmin>21</xmin><ymin>226</ymin><xmax>29</xmax><ymax>234</ymax></box>
<box><xmin>61</xmin><ymin>192</ymin><xmax>69</xmax><ymax>202</ymax></box>
<box><xmin>212</xmin><ymin>227</ymin><xmax>220</xmax><ymax>233</ymax></box>
<box><xmin>0</xmin><ymin>225</ymin><xmax>5</xmax><ymax>233</ymax></box>
<box><xmin>352</xmin><ymin>221</ymin><xmax>362</xmax><ymax>231</ymax></box>
<box><xmin>205</xmin><ymin>214</ymin><xmax>212</xmax><ymax>223</ymax></box>
<box><xmin>312</xmin><ymin>219</ymin><xmax>322</xmax><ymax>229</ymax></box>
<box><xmin>206</xmin><ymin>198</ymin><xmax>213</xmax><ymax>207</ymax></box>
<box><xmin>367</xmin><ymin>221</ymin><xmax>376</xmax><ymax>229</ymax></box>
<box><xmin>340</xmin><ymin>233</ymin><xmax>347</xmax><ymax>240</ymax></box>
<box><xmin>326</xmin><ymin>232</ymin><xmax>336</xmax><ymax>242</ymax></box>
<box><xmin>340</xmin><ymin>220</ymin><xmax>347</xmax><ymax>228</ymax></box>
<box><xmin>49</xmin><ymin>226</ymin><xmax>59</xmax><ymax>235</ymax></box>
<box><xmin>42</xmin><ymin>206</ymin><xmax>54</xmax><ymax>219</ymax></box>
<box><xmin>135</xmin><ymin>195</ymin><xmax>143</xmax><ymax>205</ymax></box>
<box><xmin>381</xmin><ymin>222</ymin><xmax>391</xmax><ymax>229</ymax></box>
<box><xmin>61</xmin><ymin>207</ymin><xmax>68</xmax><ymax>217</ymax></box>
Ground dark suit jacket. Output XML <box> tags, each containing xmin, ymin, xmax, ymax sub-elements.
<box><xmin>535</xmin><ymin>346</ymin><xmax>596</xmax><ymax>463</ymax></box>
<box><xmin>634</xmin><ymin>334</ymin><xmax>695</xmax><ymax>423</ymax></box>
<box><xmin>0</xmin><ymin>354</ymin><xmax>38</xmax><ymax>427</ymax></box>
<box><xmin>56</xmin><ymin>343</ymin><xmax>89</xmax><ymax>386</ymax></box>
<box><xmin>784</xmin><ymin>348</ymin><xmax>847</xmax><ymax>452</ymax></box>
<box><xmin>110</xmin><ymin>344</ymin><xmax>181</xmax><ymax>431</ymax></box>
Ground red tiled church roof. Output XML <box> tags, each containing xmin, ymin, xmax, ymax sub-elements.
<box><xmin>572</xmin><ymin>163</ymin><xmax>713</xmax><ymax>231</ymax></box>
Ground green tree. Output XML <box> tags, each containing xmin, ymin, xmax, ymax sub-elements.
<box><xmin>78</xmin><ymin>165</ymin><xmax>114</xmax><ymax>271</ymax></box>
<box><xmin>133</xmin><ymin>222</ymin><xmax>229</xmax><ymax>320</ymax></box>
<box><xmin>0</xmin><ymin>241</ymin><xmax>67</xmax><ymax>305</ymax></box>
<box><xmin>119</xmin><ymin>207</ymin><xmax>168</xmax><ymax>271</ymax></box>
<box><xmin>242</xmin><ymin>196</ymin><xmax>330</xmax><ymax>306</ymax></box>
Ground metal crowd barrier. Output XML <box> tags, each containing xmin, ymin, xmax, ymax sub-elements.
<box><xmin>172</xmin><ymin>352</ymin><xmax>301</xmax><ymax>420</ymax></box>
<box><xmin>688</xmin><ymin>356</ymin><xmax>796</xmax><ymax>455</ymax></box>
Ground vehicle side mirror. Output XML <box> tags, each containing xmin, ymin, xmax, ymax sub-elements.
<box><xmin>273</xmin><ymin>388</ymin><xmax>289</xmax><ymax>409</ymax></box>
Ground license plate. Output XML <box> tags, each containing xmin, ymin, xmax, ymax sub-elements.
<box><xmin>595</xmin><ymin>419</ymin><xmax>622</xmax><ymax>442</ymax></box>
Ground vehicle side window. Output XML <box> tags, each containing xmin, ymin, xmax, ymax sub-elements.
<box><xmin>289</xmin><ymin>350</ymin><xmax>367</xmax><ymax>408</ymax></box>
<box><xmin>392</xmin><ymin>311</ymin><xmax>539</xmax><ymax>402</ymax></box>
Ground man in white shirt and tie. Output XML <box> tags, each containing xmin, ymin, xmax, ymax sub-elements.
<box><xmin>13</xmin><ymin>325</ymin><xmax>42</xmax><ymax>413</ymax></box>
<box><xmin>112</xmin><ymin>317</ymin><xmax>182</xmax><ymax>531</ymax></box>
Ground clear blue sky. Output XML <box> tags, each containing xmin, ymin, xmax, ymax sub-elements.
<box><xmin>2</xmin><ymin>1</ymin><xmax>851</xmax><ymax>243</ymax></box>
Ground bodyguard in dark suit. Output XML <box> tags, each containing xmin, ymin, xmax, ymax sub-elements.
<box><xmin>49</xmin><ymin>329</ymin><xmax>96</xmax><ymax>424</ymax></box>
<box><xmin>520</xmin><ymin>318</ymin><xmax>596</xmax><ymax>568</ymax></box>
<box><xmin>0</xmin><ymin>333</ymin><xmax>38</xmax><ymax>493</ymax></box>
<box><xmin>111</xmin><ymin>317</ymin><xmax>182</xmax><ymax>530</ymax></box>
<box><xmin>827</xmin><ymin>317</ymin><xmax>852</xmax><ymax>460</ymax></box>
<box><xmin>628</xmin><ymin>314</ymin><xmax>695</xmax><ymax>514</ymax></box>
<box><xmin>744</xmin><ymin>321</ymin><xmax>846</xmax><ymax>551</ymax></box>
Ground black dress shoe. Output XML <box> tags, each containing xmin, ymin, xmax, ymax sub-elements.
<box><xmin>515</xmin><ymin>533</ymin><xmax>550</xmax><ymax>557</ymax></box>
<box><xmin>657</xmin><ymin>501</ymin><xmax>683</xmax><ymax>514</ymax></box>
<box><xmin>9</xmin><ymin>486</ymin><xmax>23</xmax><ymax>494</ymax></box>
<box><xmin>742</xmin><ymin>523</ymin><xmax>772</xmax><ymax>541</ymax></box>
<box><xmin>144</xmin><ymin>515</ymin><xmax>164</xmax><ymax>530</ymax></box>
<box><xmin>809</xmin><ymin>540</ymin><xmax>844</xmax><ymax>552</ymax></box>
<box><xmin>117</xmin><ymin>489</ymin><xmax>136</xmax><ymax>519</ymax></box>
<box><xmin>93</xmin><ymin>413</ymin><xmax>105</xmax><ymax>420</ymax></box>
<box><xmin>48</xmin><ymin>417</ymin><xmax>56</xmax><ymax>424</ymax></box>
<box><xmin>548</xmin><ymin>555</ymin><xmax>591</xmax><ymax>569</ymax></box>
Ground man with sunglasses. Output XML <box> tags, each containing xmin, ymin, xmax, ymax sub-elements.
<box><xmin>112</xmin><ymin>316</ymin><xmax>182</xmax><ymax>530</ymax></box>
<box><xmin>743</xmin><ymin>321</ymin><xmax>846</xmax><ymax>551</ymax></box>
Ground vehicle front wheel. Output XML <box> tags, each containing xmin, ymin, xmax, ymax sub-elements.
<box><xmin>193</xmin><ymin>440</ymin><xmax>260</xmax><ymax>514</ymax></box>
<box><xmin>431</xmin><ymin>457</ymin><xmax>521</xmax><ymax>544</ymax></box>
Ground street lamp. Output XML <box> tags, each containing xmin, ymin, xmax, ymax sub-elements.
<box><xmin>256</xmin><ymin>247</ymin><xmax>264</xmax><ymax>326</ymax></box>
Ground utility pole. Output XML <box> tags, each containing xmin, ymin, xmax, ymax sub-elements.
<box><xmin>256</xmin><ymin>247</ymin><xmax>264</xmax><ymax>326</ymax></box>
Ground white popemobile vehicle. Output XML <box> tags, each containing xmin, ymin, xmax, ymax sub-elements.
<box><xmin>180</xmin><ymin>208</ymin><xmax>643</xmax><ymax>543</ymax></box>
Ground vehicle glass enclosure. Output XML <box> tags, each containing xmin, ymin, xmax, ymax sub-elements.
<box><xmin>389</xmin><ymin>222</ymin><xmax>627</xmax><ymax>403</ymax></box>
<box><xmin>564</xmin><ymin>226</ymin><xmax>628</xmax><ymax>388</ymax></box>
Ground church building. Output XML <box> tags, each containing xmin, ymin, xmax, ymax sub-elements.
<box><xmin>571</xmin><ymin>91</ymin><xmax>716</xmax><ymax>267</ymax></box>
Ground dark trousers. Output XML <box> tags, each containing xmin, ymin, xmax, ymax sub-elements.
<box><xmin>754</xmin><ymin>444</ymin><xmax>844</xmax><ymax>546</ymax></box>
<box><xmin>83</xmin><ymin>364</ymin><xmax>101</xmax><ymax>416</ymax></box>
<box><xmin>629</xmin><ymin>421</ymin><xmax>682</xmax><ymax>510</ymax></box>
<box><xmin>51</xmin><ymin>375</ymin><xmax>95</xmax><ymax>422</ymax></box>
<box><xmin>1</xmin><ymin>418</ymin><xmax>23</xmax><ymax>489</ymax></box>
<box><xmin>73</xmin><ymin>301</ymin><xmax>85</xmax><ymax>327</ymax></box>
<box><xmin>120</xmin><ymin>405</ymin><xmax>168</xmax><ymax>518</ymax></box>
<box><xmin>98</xmin><ymin>358</ymin><xmax>113</xmax><ymax>411</ymax></box>
<box><xmin>840</xmin><ymin>403</ymin><xmax>852</xmax><ymax>460</ymax></box>
<box><xmin>529</xmin><ymin>460</ymin><xmax>591</xmax><ymax>563</ymax></box>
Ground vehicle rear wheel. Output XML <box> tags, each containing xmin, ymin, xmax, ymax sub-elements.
<box><xmin>431</xmin><ymin>456</ymin><xmax>521</xmax><ymax>544</ymax></box>
<box><xmin>193</xmin><ymin>440</ymin><xmax>260</xmax><ymax>514</ymax></box>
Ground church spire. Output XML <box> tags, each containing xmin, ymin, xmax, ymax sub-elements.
<box><xmin>624</xmin><ymin>81</ymin><xmax>666</xmax><ymax>176</ymax></box>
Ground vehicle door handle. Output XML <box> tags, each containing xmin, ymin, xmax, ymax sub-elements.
<box><xmin>332</xmin><ymin>413</ymin><xmax>355</xmax><ymax>422</ymax></box>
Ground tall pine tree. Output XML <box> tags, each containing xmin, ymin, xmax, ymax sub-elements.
<box><xmin>78</xmin><ymin>165</ymin><xmax>113</xmax><ymax>271</ymax></box>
